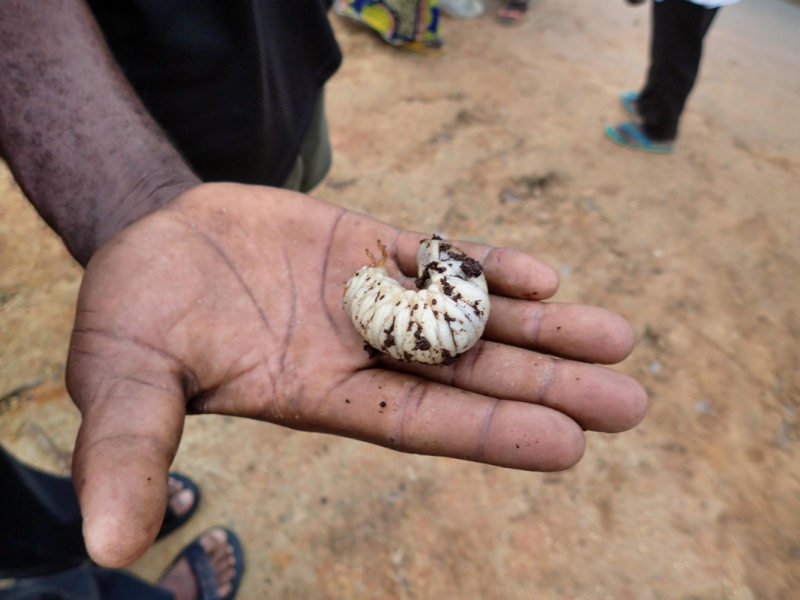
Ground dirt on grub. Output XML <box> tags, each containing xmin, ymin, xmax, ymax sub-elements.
<box><xmin>2</xmin><ymin>0</ymin><xmax>800</xmax><ymax>598</ymax></box>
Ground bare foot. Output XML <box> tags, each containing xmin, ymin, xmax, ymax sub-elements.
<box><xmin>496</xmin><ymin>0</ymin><xmax>528</xmax><ymax>26</ymax></box>
<box><xmin>159</xmin><ymin>528</ymin><xmax>238</xmax><ymax>600</ymax></box>
<box><xmin>167</xmin><ymin>476</ymin><xmax>196</xmax><ymax>517</ymax></box>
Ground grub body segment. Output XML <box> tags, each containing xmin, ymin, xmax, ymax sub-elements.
<box><xmin>343</xmin><ymin>237</ymin><xmax>491</xmax><ymax>364</ymax></box>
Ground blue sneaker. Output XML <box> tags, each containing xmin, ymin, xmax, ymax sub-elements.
<box><xmin>605</xmin><ymin>121</ymin><xmax>674</xmax><ymax>154</ymax></box>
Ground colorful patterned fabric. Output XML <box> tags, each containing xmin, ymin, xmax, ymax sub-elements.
<box><xmin>335</xmin><ymin>0</ymin><xmax>441</xmax><ymax>46</ymax></box>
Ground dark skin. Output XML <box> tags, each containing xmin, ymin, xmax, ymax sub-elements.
<box><xmin>0</xmin><ymin>0</ymin><xmax>199</xmax><ymax>264</ymax></box>
<box><xmin>0</xmin><ymin>0</ymin><xmax>647</xmax><ymax>571</ymax></box>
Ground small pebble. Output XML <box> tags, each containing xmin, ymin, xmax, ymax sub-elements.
<box><xmin>778</xmin><ymin>422</ymin><xmax>791</xmax><ymax>448</ymax></box>
<box><xmin>694</xmin><ymin>400</ymin><xmax>713</xmax><ymax>414</ymax></box>
<box><xmin>648</xmin><ymin>360</ymin><xmax>662</xmax><ymax>375</ymax></box>
<box><xmin>499</xmin><ymin>189</ymin><xmax>524</xmax><ymax>204</ymax></box>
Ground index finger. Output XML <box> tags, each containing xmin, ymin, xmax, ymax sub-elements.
<box><xmin>394</xmin><ymin>231</ymin><xmax>560</xmax><ymax>301</ymax></box>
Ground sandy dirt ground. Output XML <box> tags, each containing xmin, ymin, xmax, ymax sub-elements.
<box><xmin>2</xmin><ymin>0</ymin><xmax>799</xmax><ymax>598</ymax></box>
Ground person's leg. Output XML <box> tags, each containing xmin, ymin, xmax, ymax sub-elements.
<box><xmin>636</xmin><ymin>0</ymin><xmax>719</xmax><ymax>142</ymax></box>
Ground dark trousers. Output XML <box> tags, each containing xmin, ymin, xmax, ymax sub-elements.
<box><xmin>638</xmin><ymin>0</ymin><xmax>719</xmax><ymax>142</ymax></box>
<box><xmin>0</xmin><ymin>446</ymin><xmax>171</xmax><ymax>600</ymax></box>
<box><xmin>0</xmin><ymin>565</ymin><xmax>172</xmax><ymax>600</ymax></box>
<box><xmin>0</xmin><ymin>446</ymin><xmax>86</xmax><ymax>578</ymax></box>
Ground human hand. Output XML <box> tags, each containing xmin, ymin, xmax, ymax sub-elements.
<box><xmin>67</xmin><ymin>182</ymin><xmax>646</xmax><ymax>567</ymax></box>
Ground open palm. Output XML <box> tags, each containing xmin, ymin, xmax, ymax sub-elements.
<box><xmin>67</xmin><ymin>182</ymin><xmax>646</xmax><ymax>567</ymax></box>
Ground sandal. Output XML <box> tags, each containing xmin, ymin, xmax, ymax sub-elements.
<box><xmin>160</xmin><ymin>528</ymin><xmax>245</xmax><ymax>600</ymax></box>
<box><xmin>620</xmin><ymin>91</ymin><xmax>640</xmax><ymax>119</ymax></box>
<box><xmin>605</xmin><ymin>121</ymin><xmax>674</xmax><ymax>154</ymax></box>
<box><xmin>497</xmin><ymin>0</ymin><xmax>529</xmax><ymax>27</ymax></box>
<box><xmin>158</xmin><ymin>473</ymin><xmax>201</xmax><ymax>539</ymax></box>
<box><xmin>401</xmin><ymin>38</ymin><xmax>446</xmax><ymax>56</ymax></box>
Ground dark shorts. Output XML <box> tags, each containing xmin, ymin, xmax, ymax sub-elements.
<box><xmin>280</xmin><ymin>89</ymin><xmax>332</xmax><ymax>193</ymax></box>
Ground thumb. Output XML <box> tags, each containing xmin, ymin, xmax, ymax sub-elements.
<box><xmin>69</xmin><ymin>353</ymin><xmax>186</xmax><ymax>568</ymax></box>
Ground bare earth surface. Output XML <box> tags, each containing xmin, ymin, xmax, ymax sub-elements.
<box><xmin>1</xmin><ymin>0</ymin><xmax>799</xmax><ymax>598</ymax></box>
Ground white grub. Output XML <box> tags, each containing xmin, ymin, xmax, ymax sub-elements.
<box><xmin>343</xmin><ymin>236</ymin><xmax>490</xmax><ymax>365</ymax></box>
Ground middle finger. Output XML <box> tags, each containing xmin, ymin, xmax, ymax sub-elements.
<box><xmin>382</xmin><ymin>340</ymin><xmax>648</xmax><ymax>433</ymax></box>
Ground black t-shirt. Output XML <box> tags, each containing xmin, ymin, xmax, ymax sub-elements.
<box><xmin>87</xmin><ymin>0</ymin><xmax>342</xmax><ymax>186</ymax></box>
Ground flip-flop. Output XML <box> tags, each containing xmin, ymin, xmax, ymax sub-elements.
<box><xmin>605</xmin><ymin>121</ymin><xmax>674</xmax><ymax>154</ymax></box>
<box><xmin>620</xmin><ymin>91</ymin><xmax>640</xmax><ymax>119</ymax></box>
<box><xmin>161</xmin><ymin>528</ymin><xmax>245</xmax><ymax>600</ymax></box>
<box><xmin>496</xmin><ymin>0</ymin><xmax>529</xmax><ymax>27</ymax></box>
<box><xmin>157</xmin><ymin>473</ymin><xmax>201</xmax><ymax>539</ymax></box>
